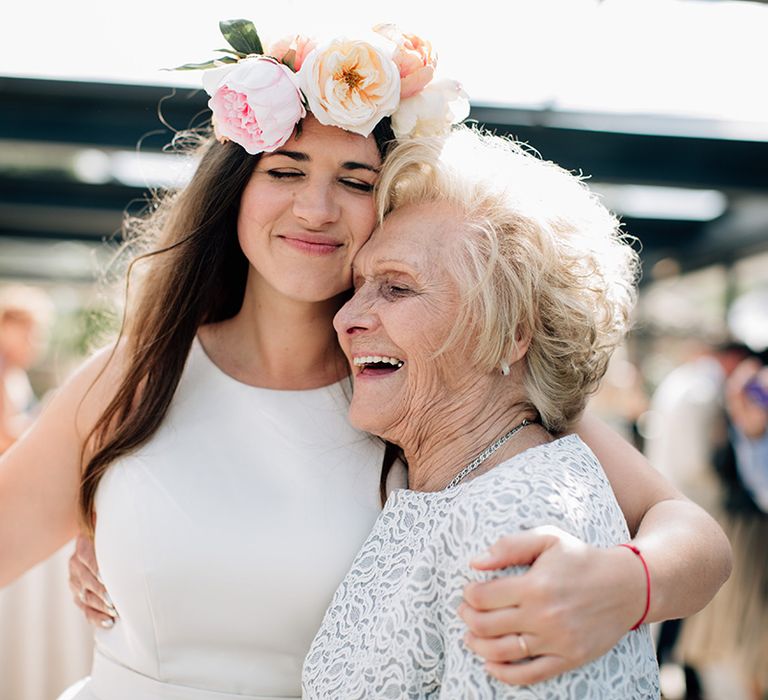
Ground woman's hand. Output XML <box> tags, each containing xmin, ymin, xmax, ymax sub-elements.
<box><xmin>459</xmin><ymin>526</ymin><xmax>646</xmax><ymax>685</ymax></box>
<box><xmin>68</xmin><ymin>533</ymin><xmax>117</xmax><ymax>628</ymax></box>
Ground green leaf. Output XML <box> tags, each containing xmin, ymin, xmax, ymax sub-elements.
<box><xmin>219</xmin><ymin>19</ymin><xmax>263</xmax><ymax>55</ymax></box>
<box><xmin>279</xmin><ymin>49</ymin><xmax>297</xmax><ymax>72</ymax></box>
<box><xmin>214</xmin><ymin>47</ymin><xmax>246</xmax><ymax>58</ymax></box>
<box><xmin>170</xmin><ymin>56</ymin><xmax>237</xmax><ymax>71</ymax></box>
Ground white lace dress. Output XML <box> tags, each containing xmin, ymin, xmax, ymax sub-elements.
<box><xmin>303</xmin><ymin>435</ymin><xmax>660</xmax><ymax>699</ymax></box>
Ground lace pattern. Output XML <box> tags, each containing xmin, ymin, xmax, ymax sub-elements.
<box><xmin>303</xmin><ymin>435</ymin><xmax>660</xmax><ymax>699</ymax></box>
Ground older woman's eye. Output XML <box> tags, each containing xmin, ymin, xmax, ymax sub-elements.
<box><xmin>340</xmin><ymin>178</ymin><xmax>374</xmax><ymax>193</ymax></box>
<box><xmin>382</xmin><ymin>284</ymin><xmax>413</xmax><ymax>300</ymax></box>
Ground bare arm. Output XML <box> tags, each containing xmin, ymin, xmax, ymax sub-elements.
<box><xmin>0</xmin><ymin>385</ymin><xmax>16</xmax><ymax>453</ymax></box>
<box><xmin>575</xmin><ymin>411</ymin><xmax>732</xmax><ymax>619</ymax></box>
<box><xmin>0</xmin><ymin>347</ymin><xmax>118</xmax><ymax>588</ymax></box>
<box><xmin>461</xmin><ymin>412</ymin><xmax>732</xmax><ymax>685</ymax></box>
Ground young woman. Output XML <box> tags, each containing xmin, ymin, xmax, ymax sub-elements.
<box><xmin>0</xmin><ymin>22</ymin><xmax>730</xmax><ymax>699</ymax></box>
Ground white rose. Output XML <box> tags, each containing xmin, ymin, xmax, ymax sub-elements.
<box><xmin>298</xmin><ymin>38</ymin><xmax>401</xmax><ymax>137</ymax></box>
<box><xmin>391</xmin><ymin>79</ymin><xmax>470</xmax><ymax>139</ymax></box>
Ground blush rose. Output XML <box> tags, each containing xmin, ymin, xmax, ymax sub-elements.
<box><xmin>202</xmin><ymin>56</ymin><xmax>305</xmax><ymax>155</ymax></box>
<box><xmin>373</xmin><ymin>24</ymin><xmax>437</xmax><ymax>99</ymax></box>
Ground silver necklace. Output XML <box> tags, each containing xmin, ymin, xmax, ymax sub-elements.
<box><xmin>445</xmin><ymin>419</ymin><xmax>534</xmax><ymax>490</ymax></box>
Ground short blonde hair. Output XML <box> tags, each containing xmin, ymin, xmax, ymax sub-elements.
<box><xmin>375</xmin><ymin>126</ymin><xmax>639</xmax><ymax>432</ymax></box>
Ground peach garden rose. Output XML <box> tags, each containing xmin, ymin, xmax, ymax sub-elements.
<box><xmin>298</xmin><ymin>38</ymin><xmax>401</xmax><ymax>137</ymax></box>
<box><xmin>373</xmin><ymin>24</ymin><xmax>437</xmax><ymax>99</ymax></box>
<box><xmin>202</xmin><ymin>56</ymin><xmax>305</xmax><ymax>155</ymax></box>
<box><xmin>266</xmin><ymin>34</ymin><xmax>317</xmax><ymax>72</ymax></box>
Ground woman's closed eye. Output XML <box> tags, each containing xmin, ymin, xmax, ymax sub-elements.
<box><xmin>382</xmin><ymin>283</ymin><xmax>414</xmax><ymax>300</ymax></box>
<box><xmin>339</xmin><ymin>178</ymin><xmax>374</xmax><ymax>193</ymax></box>
<box><xmin>264</xmin><ymin>170</ymin><xmax>372</xmax><ymax>193</ymax></box>
<box><xmin>265</xmin><ymin>169</ymin><xmax>303</xmax><ymax>180</ymax></box>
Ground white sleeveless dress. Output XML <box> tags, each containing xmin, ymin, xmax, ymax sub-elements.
<box><xmin>60</xmin><ymin>338</ymin><xmax>388</xmax><ymax>699</ymax></box>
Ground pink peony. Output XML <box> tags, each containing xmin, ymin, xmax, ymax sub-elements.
<box><xmin>266</xmin><ymin>34</ymin><xmax>317</xmax><ymax>72</ymax></box>
<box><xmin>373</xmin><ymin>24</ymin><xmax>437</xmax><ymax>99</ymax></box>
<box><xmin>202</xmin><ymin>56</ymin><xmax>305</xmax><ymax>155</ymax></box>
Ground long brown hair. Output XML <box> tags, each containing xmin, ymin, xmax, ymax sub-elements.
<box><xmin>79</xmin><ymin>119</ymin><xmax>396</xmax><ymax>533</ymax></box>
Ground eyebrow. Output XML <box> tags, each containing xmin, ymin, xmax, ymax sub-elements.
<box><xmin>352</xmin><ymin>258</ymin><xmax>420</xmax><ymax>280</ymax></box>
<box><xmin>341</xmin><ymin>161</ymin><xmax>380</xmax><ymax>174</ymax></box>
<box><xmin>263</xmin><ymin>150</ymin><xmax>379</xmax><ymax>173</ymax></box>
<box><xmin>264</xmin><ymin>150</ymin><xmax>309</xmax><ymax>162</ymax></box>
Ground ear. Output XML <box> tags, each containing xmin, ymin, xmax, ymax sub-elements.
<box><xmin>509</xmin><ymin>325</ymin><xmax>532</xmax><ymax>364</ymax></box>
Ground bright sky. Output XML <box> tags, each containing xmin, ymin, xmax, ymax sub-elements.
<box><xmin>2</xmin><ymin>0</ymin><xmax>767</xmax><ymax>122</ymax></box>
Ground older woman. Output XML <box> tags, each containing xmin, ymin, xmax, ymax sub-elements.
<box><xmin>302</xmin><ymin>127</ymin><xmax>659</xmax><ymax>698</ymax></box>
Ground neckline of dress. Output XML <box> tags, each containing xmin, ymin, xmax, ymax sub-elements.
<box><xmin>388</xmin><ymin>434</ymin><xmax>582</xmax><ymax>503</ymax></box>
<box><xmin>191</xmin><ymin>335</ymin><xmax>351</xmax><ymax>395</ymax></box>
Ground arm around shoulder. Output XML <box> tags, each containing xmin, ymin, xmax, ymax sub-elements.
<box><xmin>573</xmin><ymin>411</ymin><xmax>732</xmax><ymax>620</ymax></box>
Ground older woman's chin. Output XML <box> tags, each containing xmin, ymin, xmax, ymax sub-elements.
<box><xmin>347</xmin><ymin>404</ymin><xmax>380</xmax><ymax>434</ymax></box>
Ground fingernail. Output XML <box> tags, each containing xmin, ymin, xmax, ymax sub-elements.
<box><xmin>105</xmin><ymin>604</ymin><xmax>118</xmax><ymax>617</ymax></box>
<box><xmin>100</xmin><ymin>618</ymin><xmax>115</xmax><ymax>629</ymax></box>
<box><xmin>471</xmin><ymin>550</ymin><xmax>494</xmax><ymax>565</ymax></box>
<box><xmin>103</xmin><ymin>591</ymin><xmax>115</xmax><ymax>608</ymax></box>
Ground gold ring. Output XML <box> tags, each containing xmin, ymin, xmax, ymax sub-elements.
<box><xmin>517</xmin><ymin>633</ymin><xmax>530</xmax><ymax>658</ymax></box>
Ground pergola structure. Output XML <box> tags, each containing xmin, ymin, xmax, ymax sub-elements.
<box><xmin>1</xmin><ymin>76</ymin><xmax>767</xmax><ymax>282</ymax></box>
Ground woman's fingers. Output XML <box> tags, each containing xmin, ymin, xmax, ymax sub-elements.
<box><xmin>73</xmin><ymin>594</ymin><xmax>116</xmax><ymax>629</ymax></box>
<box><xmin>470</xmin><ymin>528</ymin><xmax>562</xmax><ymax>571</ymax></box>
<box><xmin>74</xmin><ymin>533</ymin><xmax>101</xmax><ymax>579</ymax></box>
<box><xmin>458</xmin><ymin>602</ymin><xmax>524</xmax><ymax>638</ymax></box>
<box><xmin>69</xmin><ymin>537</ymin><xmax>118</xmax><ymax>625</ymax></box>
<box><xmin>485</xmin><ymin>655</ymin><xmax>568</xmax><ymax>686</ymax></box>
<box><xmin>464</xmin><ymin>630</ymin><xmax>539</xmax><ymax>664</ymax></box>
<box><xmin>463</xmin><ymin>576</ymin><xmax>525</xmax><ymax>611</ymax></box>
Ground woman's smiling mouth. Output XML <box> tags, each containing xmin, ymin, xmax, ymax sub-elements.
<box><xmin>353</xmin><ymin>355</ymin><xmax>405</xmax><ymax>376</ymax></box>
<box><xmin>279</xmin><ymin>234</ymin><xmax>343</xmax><ymax>256</ymax></box>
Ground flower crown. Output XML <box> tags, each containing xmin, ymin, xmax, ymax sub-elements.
<box><xmin>177</xmin><ymin>19</ymin><xmax>470</xmax><ymax>155</ymax></box>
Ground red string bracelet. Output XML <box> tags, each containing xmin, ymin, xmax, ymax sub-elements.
<box><xmin>618</xmin><ymin>543</ymin><xmax>651</xmax><ymax>630</ymax></box>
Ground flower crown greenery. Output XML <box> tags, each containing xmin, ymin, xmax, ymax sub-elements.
<box><xmin>176</xmin><ymin>19</ymin><xmax>470</xmax><ymax>155</ymax></box>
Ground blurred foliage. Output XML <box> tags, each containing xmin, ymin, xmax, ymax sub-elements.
<box><xmin>53</xmin><ymin>304</ymin><xmax>121</xmax><ymax>359</ymax></box>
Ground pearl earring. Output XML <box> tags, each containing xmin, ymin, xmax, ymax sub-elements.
<box><xmin>500</xmin><ymin>361</ymin><xmax>510</xmax><ymax>376</ymax></box>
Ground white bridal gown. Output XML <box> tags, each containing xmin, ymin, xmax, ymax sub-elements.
<box><xmin>60</xmin><ymin>338</ymin><xmax>387</xmax><ymax>700</ymax></box>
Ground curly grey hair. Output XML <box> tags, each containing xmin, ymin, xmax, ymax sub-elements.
<box><xmin>375</xmin><ymin>126</ymin><xmax>639</xmax><ymax>432</ymax></box>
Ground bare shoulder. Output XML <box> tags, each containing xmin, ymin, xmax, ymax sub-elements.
<box><xmin>48</xmin><ymin>339</ymin><xmax>133</xmax><ymax>442</ymax></box>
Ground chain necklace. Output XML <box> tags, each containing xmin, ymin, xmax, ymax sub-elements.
<box><xmin>445</xmin><ymin>419</ymin><xmax>534</xmax><ymax>490</ymax></box>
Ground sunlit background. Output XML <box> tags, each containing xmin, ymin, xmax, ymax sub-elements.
<box><xmin>1</xmin><ymin>1</ymin><xmax>767</xmax><ymax>698</ymax></box>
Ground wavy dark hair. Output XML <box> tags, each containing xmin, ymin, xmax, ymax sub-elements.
<box><xmin>79</xmin><ymin>118</ymin><xmax>396</xmax><ymax>534</ymax></box>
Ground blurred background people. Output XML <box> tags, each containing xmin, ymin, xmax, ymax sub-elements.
<box><xmin>677</xmin><ymin>355</ymin><xmax>768</xmax><ymax>700</ymax></box>
<box><xmin>642</xmin><ymin>337</ymin><xmax>768</xmax><ymax>699</ymax></box>
<box><xmin>0</xmin><ymin>285</ymin><xmax>53</xmax><ymax>453</ymax></box>
<box><xmin>0</xmin><ymin>284</ymin><xmax>93</xmax><ymax>700</ymax></box>
<box><xmin>645</xmin><ymin>340</ymin><xmax>751</xmax><ymax>516</ymax></box>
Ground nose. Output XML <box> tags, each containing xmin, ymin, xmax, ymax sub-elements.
<box><xmin>333</xmin><ymin>286</ymin><xmax>378</xmax><ymax>338</ymax></box>
<box><xmin>292</xmin><ymin>178</ymin><xmax>340</xmax><ymax>229</ymax></box>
